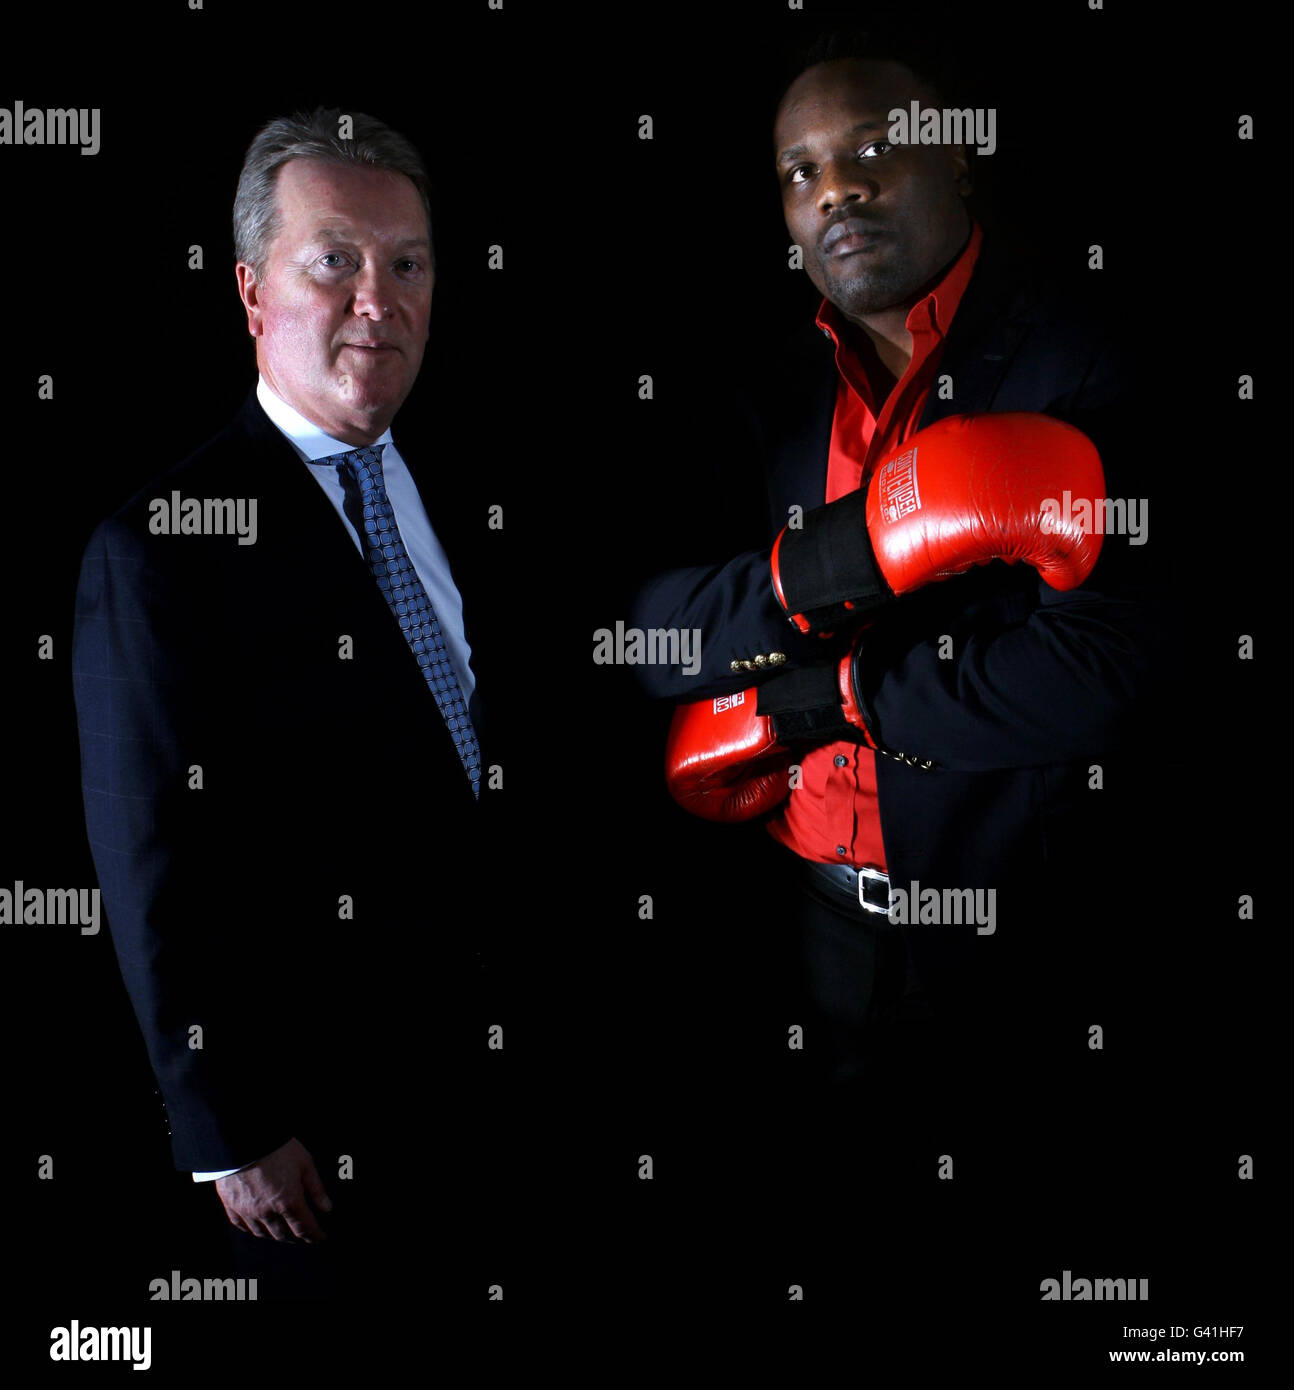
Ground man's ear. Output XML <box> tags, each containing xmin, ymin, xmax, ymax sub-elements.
<box><xmin>235</xmin><ymin>262</ymin><xmax>264</xmax><ymax>338</ymax></box>
<box><xmin>951</xmin><ymin>143</ymin><xmax>974</xmax><ymax>197</ymax></box>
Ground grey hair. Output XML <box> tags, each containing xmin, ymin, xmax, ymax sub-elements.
<box><xmin>233</xmin><ymin>107</ymin><xmax>433</xmax><ymax>279</ymax></box>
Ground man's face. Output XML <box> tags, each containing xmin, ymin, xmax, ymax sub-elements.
<box><xmin>236</xmin><ymin>158</ymin><xmax>433</xmax><ymax>446</ymax></box>
<box><xmin>774</xmin><ymin>59</ymin><xmax>971</xmax><ymax>323</ymax></box>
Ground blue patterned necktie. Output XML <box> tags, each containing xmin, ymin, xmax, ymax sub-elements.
<box><xmin>326</xmin><ymin>443</ymin><xmax>481</xmax><ymax>799</ymax></box>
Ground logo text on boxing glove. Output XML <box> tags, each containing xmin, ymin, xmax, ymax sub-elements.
<box><xmin>877</xmin><ymin>447</ymin><xmax>922</xmax><ymax>523</ymax></box>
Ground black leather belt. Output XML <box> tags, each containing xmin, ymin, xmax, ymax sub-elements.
<box><xmin>800</xmin><ymin>859</ymin><xmax>893</xmax><ymax>918</ymax></box>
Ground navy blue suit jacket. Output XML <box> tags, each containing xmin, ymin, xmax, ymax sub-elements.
<box><xmin>72</xmin><ymin>389</ymin><xmax>496</xmax><ymax>1170</ymax></box>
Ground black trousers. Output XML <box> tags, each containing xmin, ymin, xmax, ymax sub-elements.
<box><xmin>785</xmin><ymin>847</ymin><xmax>1119</xmax><ymax>1158</ymax></box>
<box><xmin>790</xmin><ymin>860</ymin><xmax>938</xmax><ymax>1083</ymax></box>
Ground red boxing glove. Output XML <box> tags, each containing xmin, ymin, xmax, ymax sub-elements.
<box><xmin>664</xmin><ymin>690</ymin><xmax>795</xmax><ymax>823</ymax></box>
<box><xmin>771</xmin><ymin>412</ymin><xmax>1106</xmax><ymax>635</ymax></box>
<box><xmin>665</xmin><ymin>653</ymin><xmax>876</xmax><ymax>823</ymax></box>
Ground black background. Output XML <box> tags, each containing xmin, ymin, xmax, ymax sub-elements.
<box><xmin>2</xmin><ymin>0</ymin><xmax>1272</xmax><ymax>1368</ymax></box>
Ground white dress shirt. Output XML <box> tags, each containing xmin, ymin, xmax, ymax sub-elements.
<box><xmin>192</xmin><ymin>377</ymin><xmax>476</xmax><ymax>1182</ymax></box>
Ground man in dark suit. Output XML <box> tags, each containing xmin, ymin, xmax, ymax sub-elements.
<box><xmin>72</xmin><ymin>109</ymin><xmax>496</xmax><ymax>1294</ymax></box>
<box><xmin>630</xmin><ymin>41</ymin><xmax>1159</xmax><ymax>1124</ymax></box>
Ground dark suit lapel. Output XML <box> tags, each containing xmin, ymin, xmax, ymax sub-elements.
<box><xmin>920</xmin><ymin>236</ymin><xmax>1038</xmax><ymax>426</ymax></box>
<box><xmin>231</xmin><ymin>388</ymin><xmax>487</xmax><ymax>781</ymax></box>
<box><xmin>230</xmin><ymin>387</ymin><xmax>390</xmax><ymax>596</ymax></box>
<box><xmin>768</xmin><ymin>326</ymin><xmax>838</xmax><ymax>526</ymax></box>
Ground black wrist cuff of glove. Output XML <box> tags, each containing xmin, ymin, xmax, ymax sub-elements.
<box><xmin>755</xmin><ymin>662</ymin><xmax>861</xmax><ymax>743</ymax></box>
<box><xmin>775</xmin><ymin>488</ymin><xmax>893</xmax><ymax>635</ymax></box>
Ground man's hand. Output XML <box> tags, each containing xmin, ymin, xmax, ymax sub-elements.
<box><xmin>214</xmin><ymin>1137</ymin><xmax>333</xmax><ymax>1243</ymax></box>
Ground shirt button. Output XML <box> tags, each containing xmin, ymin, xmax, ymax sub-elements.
<box><xmin>834</xmin><ymin>754</ymin><xmax>847</xmax><ymax>768</ymax></box>
<box><xmin>836</xmin><ymin>845</ymin><xmax>847</xmax><ymax>857</ymax></box>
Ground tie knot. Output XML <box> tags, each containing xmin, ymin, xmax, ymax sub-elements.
<box><xmin>326</xmin><ymin>443</ymin><xmax>387</xmax><ymax>489</ymax></box>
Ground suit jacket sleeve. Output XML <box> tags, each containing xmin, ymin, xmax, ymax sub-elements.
<box><xmin>72</xmin><ymin>515</ymin><xmax>293</xmax><ymax>1170</ymax></box>
<box><xmin>629</xmin><ymin>307</ymin><xmax>1157</xmax><ymax>771</ymax></box>
<box><xmin>627</xmin><ymin>388</ymin><xmax>829</xmax><ymax>700</ymax></box>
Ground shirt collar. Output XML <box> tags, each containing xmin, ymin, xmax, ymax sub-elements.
<box><xmin>814</xmin><ymin>220</ymin><xmax>984</xmax><ymax>348</ymax></box>
<box><xmin>255</xmin><ymin>375</ymin><xmax>394</xmax><ymax>465</ymax></box>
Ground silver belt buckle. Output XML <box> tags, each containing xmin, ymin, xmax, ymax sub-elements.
<box><xmin>856</xmin><ymin>865</ymin><xmax>891</xmax><ymax>917</ymax></box>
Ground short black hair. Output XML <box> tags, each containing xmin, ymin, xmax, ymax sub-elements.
<box><xmin>774</xmin><ymin>18</ymin><xmax>973</xmax><ymax>118</ymax></box>
<box><xmin>772</xmin><ymin>17</ymin><xmax>983</xmax><ymax>185</ymax></box>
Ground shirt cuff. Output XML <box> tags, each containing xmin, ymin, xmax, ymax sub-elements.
<box><xmin>191</xmin><ymin>1166</ymin><xmax>247</xmax><ymax>1183</ymax></box>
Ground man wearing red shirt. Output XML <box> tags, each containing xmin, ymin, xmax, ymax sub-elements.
<box><xmin>630</xmin><ymin>37</ymin><xmax>1152</xmax><ymax>1099</ymax></box>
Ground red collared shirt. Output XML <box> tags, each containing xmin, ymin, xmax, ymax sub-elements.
<box><xmin>766</xmin><ymin>222</ymin><xmax>983</xmax><ymax>869</ymax></box>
